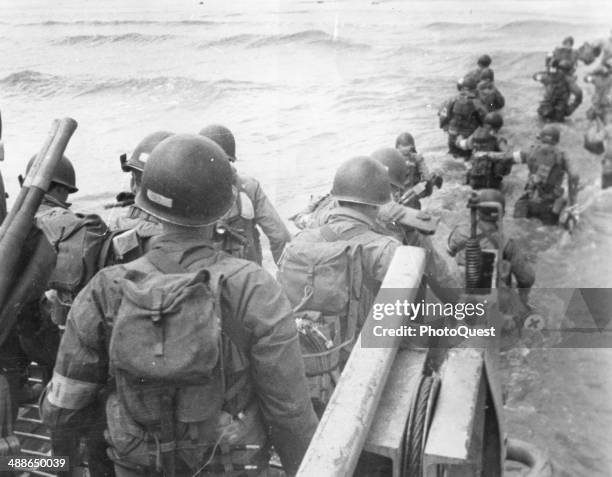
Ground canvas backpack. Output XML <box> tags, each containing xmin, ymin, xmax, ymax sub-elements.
<box><xmin>110</xmin><ymin>249</ymin><xmax>225</xmax><ymax>429</ymax></box>
<box><xmin>36</xmin><ymin>211</ymin><xmax>109</xmax><ymax>297</ymax></box>
<box><xmin>107</xmin><ymin>249</ymin><xmax>261</xmax><ymax>474</ymax></box>
<box><xmin>278</xmin><ymin>225</ymin><xmax>371</xmax><ymax>387</ymax></box>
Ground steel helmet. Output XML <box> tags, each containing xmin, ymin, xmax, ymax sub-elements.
<box><xmin>125</xmin><ymin>131</ymin><xmax>174</xmax><ymax>172</ymax></box>
<box><xmin>477</xmin><ymin>188</ymin><xmax>505</xmax><ymax>218</ymax></box>
<box><xmin>538</xmin><ymin>125</ymin><xmax>560</xmax><ymax>145</ymax></box>
<box><xmin>484</xmin><ymin>112</ymin><xmax>503</xmax><ymax>130</ymax></box>
<box><xmin>480</xmin><ymin>67</ymin><xmax>494</xmax><ymax>82</ymax></box>
<box><xmin>462</xmin><ymin>74</ymin><xmax>479</xmax><ymax>91</ymax></box>
<box><xmin>331</xmin><ymin>156</ymin><xmax>390</xmax><ymax>206</ymax></box>
<box><xmin>478</xmin><ymin>54</ymin><xmax>492</xmax><ymax>68</ymax></box>
<box><xmin>562</xmin><ymin>36</ymin><xmax>574</xmax><ymax>47</ymax></box>
<box><xmin>198</xmin><ymin>124</ymin><xmax>236</xmax><ymax>161</ymax></box>
<box><xmin>371</xmin><ymin>148</ymin><xmax>408</xmax><ymax>188</ymax></box>
<box><xmin>135</xmin><ymin>134</ymin><xmax>235</xmax><ymax>227</ymax></box>
<box><xmin>395</xmin><ymin>132</ymin><xmax>416</xmax><ymax>151</ymax></box>
<box><xmin>26</xmin><ymin>154</ymin><xmax>78</xmax><ymax>193</ymax></box>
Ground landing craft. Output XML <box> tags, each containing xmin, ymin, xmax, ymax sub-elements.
<box><xmin>0</xmin><ymin>124</ymin><xmax>552</xmax><ymax>476</ymax></box>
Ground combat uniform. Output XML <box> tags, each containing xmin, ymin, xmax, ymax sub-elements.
<box><xmin>513</xmin><ymin>143</ymin><xmax>579</xmax><ymax>225</ymax></box>
<box><xmin>41</xmin><ymin>232</ymin><xmax>318</xmax><ymax>476</ymax></box>
<box><xmin>477</xmin><ymin>79</ymin><xmax>505</xmax><ymax>112</ymax></box>
<box><xmin>461</xmin><ymin>126</ymin><xmax>514</xmax><ymax>190</ymax></box>
<box><xmin>217</xmin><ymin>172</ymin><xmax>291</xmax><ymax>265</ymax></box>
<box><xmin>445</xmin><ymin>89</ymin><xmax>488</xmax><ymax>158</ymax></box>
<box><xmin>535</xmin><ymin>70</ymin><xmax>582</xmax><ymax>121</ymax></box>
<box><xmin>447</xmin><ymin>219</ymin><xmax>535</xmax><ymax>318</ymax></box>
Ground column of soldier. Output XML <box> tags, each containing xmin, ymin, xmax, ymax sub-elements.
<box><xmin>4</xmin><ymin>37</ymin><xmax>611</xmax><ymax>477</ymax></box>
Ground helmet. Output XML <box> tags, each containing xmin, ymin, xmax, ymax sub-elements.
<box><xmin>557</xmin><ymin>59</ymin><xmax>572</xmax><ymax>71</ymax></box>
<box><xmin>477</xmin><ymin>54</ymin><xmax>492</xmax><ymax>68</ymax></box>
<box><xmin>135</xmin><ymin>134</ymin><xmax>235</xmax><ymax>227</ymax></box>
<box><xmin>480</xmin><ymin>67</ymin><xmax>494</xmax><ymax>81</ymax></box>
<box><xmin>371</xmin><ymin>148</ymin><xmax>408</xmax><ymax>188</ymax></box>
<box><xmin>562</xmin><ymin>36</ymin><xmax>574</xmax><ymax>47</ymax></box>
<box><xmin>462</xmin><ymin>74</ymin><xmax>479</xmax><ymax>90</ymax></box>
<box><xmin>538</xmin><ymin>125</ymin><xmax>560</xmax><ymax>144</ymax></box>
<box><xmin>331</xmin><ymin>156</ymin><xmax>390</xmax><ymax>206</ymax></box>
<box><xmin>198</xmin><ymin>124</ymin><xmax>236</xmax><ymax>161</ymax></box>
<box><xmin>477</xmin><ymin>189</ymin><xmax>505</xmax><ymax>218</ymax></box>
<box><xmin>484</xmin><ymin>112</ymin><xmax>503</xmax><ymax>129</ymax></box>
<box><xmin>126</xmin><ymin>131</ymin><xmax>174</xmax><ymax>172</ymax></box>
<box><xmin>26</xmin><ymin>154</ymin><xmax>78</xmax><ymax>193</ymax></box>
<box><xmin>395</xmin><ymin>132</ymin><xmax>416</xmax><ymax>151</ymax></box>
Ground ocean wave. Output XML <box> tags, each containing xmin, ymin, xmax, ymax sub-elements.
<box><xmin>22</xmin><ymin>19</ymin><xmax>218</xmax><ymax>27</ymax></box>
<box><xmin>248</xmin><ymin>29</ymin><xmax>369</xmax><ymax>50</ymax></box>
<box><xmin>424</xmin><ymin>22</ymin><xmax>481</xmax><ymax>30</ymax></box>
<box><xmin>497</xmin><ymin>19</ymin><xmax>580</xmax><ymax>32</ymax></box>
<box><xmin>0</xmin><ymin>70</ymin><xmax>270</xmax><ymax>99</ymax></box>
<box><xmin>54</xmin><ymin>33</ymin><xmax>175</xmax><ymax>45</ymax></box>
<box><xmin>199</xmin><ymin>34</ymin><xmax>260</xmax><ymax>48</ymax></box>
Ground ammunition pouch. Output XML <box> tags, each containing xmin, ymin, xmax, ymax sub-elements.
<box><xmin>105</xmin><ymin>393</ymin><xmax>267</xmax><ymax>476</ymax></box>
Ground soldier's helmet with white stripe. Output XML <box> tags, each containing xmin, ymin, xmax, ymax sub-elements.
<box><xmin>124</xmin><ymin>131</ymin><xmax>174</xmax><ymax>172</ymax></box>
<box><xmin>135</xmin><ymin>134</ymin><xmax>234</xmax><ymax>226</ymax></box>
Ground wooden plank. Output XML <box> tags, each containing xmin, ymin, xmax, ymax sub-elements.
<box><xmin>297</xmin><ymin>246</ymin><xmax>427</xmax><ymax>477</ymax></box>
<box><xmin>363</xmin><ymin>348</ymin><xmax>427</xmax><ymax>473</ymax></box>
<box><xmin>424</xmin><ymin>348</ymin><xmax>484</xmax><ymax>464</ymax></box>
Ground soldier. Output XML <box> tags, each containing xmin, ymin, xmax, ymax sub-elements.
<box><xmin>455</xmin><ymin>112</ymin><xmax>517</xmax><ymax>190</ymax></box>
<box><xmin>199</xmin><ymin>124</ymin><xmax>290</xmax><ymax>265</ymax></box>
<box><xmin>439</xmin><ymin>75</ymin><xmax>488</xmax><ymax>158</ymax></box>
<box><xmin>41</xmin><ymin>135</ymin><xmax>318</xmax><ymax>477</ymax></box>
<box><xmin>15</xmin><ymin>156</ymin><xmax>79</xmax><ymax>379</ymax></box>
<box><xmin>534</xmin><ymin>59</ymin><xmax>583</xmax><ymax>122</ymax></box>
<box><xmin>546</xmin><ymin>36</ymin><xmax>580</xmax><ymax>73</ymax></box>
<box><xmin>513</xmin><ymin>125</ymin><xmax>580</xmax><ymax>226</ymax></box>
<box><xmin>278</xmin><ymin>156</ymin><xmax>401</xmax><ymax>413</ymax></box>
<box><xmin>584</xmin><ymin>60</ymin><xmax>612</xmax><ymax>122</ymax></box>
<box><xmin>394</xmin><ymin>132</ymin><xmax>443</xmax><ymax>208</ymax></box>
<box><xmin>112</xmin><ymin>131</ymin><xmax>170</xmax><ymax>232</ymax></box>
<box><xmin>17</xmin><ymin>155</ymin><xmax>114</xmax><ymax>477</ymax></box>
<box><xmin>106</xmin><ymin>132</ymin><xmax>169</xmax><ymax>264</ymax></box>
<box><xmin>477</xmin><ymin>68</ymin><xmax>505</xmax><ymax>112</ymax></box>
<box><xmin>448</xmin><ymin>190</ymin><xmax>535</xmax><ymax>328</ymax></box>
<box><xmin>468</xmin><ymin>54</ymin><xmax>493</xmax><ymax>82</ymax></box>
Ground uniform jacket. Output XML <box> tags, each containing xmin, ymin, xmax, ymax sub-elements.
<box><xmin>448</xmin><ymin>90</ymin><xmax>489</xmax><ymax>138</ymax></box>
<box><xmin>41</xmin><ymin>232</ymin><xmax>318</xmax><ymax>475</ymax></box>
<box><xmin>222</xmin><ymin>172</ymin><xmax>291</xmax><ymax>265</ymax></box>
<box><xmin>403</xmin><ymin>151</ymin><xmax>431</xmax><ymax>187</ymax></box>
<box><xmin>293</xmin><ymin>206</ymin><xmax>400</xmax><ymax>304</ymax></box>
<box><xmin>447</xmin><ymin>220</ymin><xmax>535</xmax><ymax>289</ymax></box>
<box><xmin>477</xmin><ymin>80</ymin><xmax>505</xmax><ymax>112</ymax></box>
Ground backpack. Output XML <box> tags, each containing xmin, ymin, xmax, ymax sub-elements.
<box><xmin>450</xmin><ymin>93</ymin><xmax>478</xmax><ymax>133</ymax></box>
<box><xmin>277</xmin><ymin>225</ymin><xmax>368</xmax><ymax>383</ymax></box>
<box><xmin>36</xmin><ymin>211</ymin><xmax>109</xmax><ymax>296</ymax></box>
<box><xmin>107</xmin><ymin>249</ymin><xmax>257</xmax><ymax>474</ymax></box>
<box><xmin>109</xmin><ymin>250</ymin><xmax>224</xmax><ymax>427</ymax></box>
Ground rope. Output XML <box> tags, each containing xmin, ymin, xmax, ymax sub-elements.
<box><xmin>402</xmin><ymin>376</ymin><xmax>433</xmax><ymax>477</ymax></box>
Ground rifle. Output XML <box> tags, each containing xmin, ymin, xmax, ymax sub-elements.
<box><xmin>398</xmin><ymin>174</ymin><xmax>443</xmax><ymax>207</ymax></box>
<box><xmin>103</xmin><ymin>191</ymin><xmax>135</xmax><ymax>209</ymax></box>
